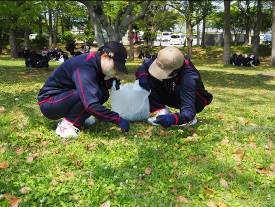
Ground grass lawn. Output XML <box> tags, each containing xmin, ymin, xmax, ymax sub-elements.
<box><xmin>0</xmin><ymin>51</ymin><xmax>274</xmax><ymax>207</ymax></box>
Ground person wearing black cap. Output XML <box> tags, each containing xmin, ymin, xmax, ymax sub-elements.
<box><xmin>37</xmin><ymin>41</ymin><xmax>130</xmax><ymax>138</ymax></box>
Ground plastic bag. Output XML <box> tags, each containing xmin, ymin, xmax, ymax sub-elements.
<box><xmin>110</xmin><ymin>80</ymin><xmax>150</xmax><ymax>121</ymax></box>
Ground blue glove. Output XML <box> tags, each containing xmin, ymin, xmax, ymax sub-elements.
<box><xmin>119</xmin><ymin>118</ymin><xmax>130</xmax><ymax>132</ymax></box>
<box><xmin>155</xmin><ymin>114</ymin><xmax>178</xmax><ymax>128</ymax></box>
<box><xmin>138</xmin><ymin>76</ymin><xmax>150</xmax><ymax>91</ymax></box>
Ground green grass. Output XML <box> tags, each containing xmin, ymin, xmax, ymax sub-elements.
<box><xmin>0</xmin><ymin>52</ymin><xmax>274</xmax><ymax>207</ymax></box>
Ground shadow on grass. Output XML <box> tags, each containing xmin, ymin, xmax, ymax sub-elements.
<box><xmin>200</xmin><ymin>70</ymin><xmax>275</xmax><ymax>91</ymax></box>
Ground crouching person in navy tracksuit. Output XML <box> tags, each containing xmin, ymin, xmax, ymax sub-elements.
<box><xmin>135</xmin><ymin>46</ymin><xmax>213</xmax><ymax>128</ymax></box>
<box><xmin>37</xmin><ymin>42</ymin><xmax>130</xmax><ymax>138</ymax></box>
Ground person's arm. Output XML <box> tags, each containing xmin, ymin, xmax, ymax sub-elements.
<box><xmin>177</xmin><ymin>68</ymin><xmax>198</xmax><ymax>124</ymax></box>
<box><xmin>155</xmin><ymin>62</ymin><xmax>198</xmax><ymax>128</ymax></box>
<box><xmin>135</xmin><ymin>59</ymin><xmax>154</xmax><ymax>91</ymax></box>
<box><xmin>72</xmin><ymin>67</ymin><xmax>120</xmax><ymax>124</ymax></box>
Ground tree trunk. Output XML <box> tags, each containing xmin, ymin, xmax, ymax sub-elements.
<box><xmin>223</xmin><ymin>0</ymin><xmax>231</xmax><ymax>64</ymax></box>
<box><xmin>39</xmin><ymin>15</ymin><xmax>43</xmax><ymax>36</ymax></box>
<box><xmin>252</xmin><ymin>0</ymin><xmax>262</xmax><ymax>56</ymax></box>
<box><xmin>186</xmin><ymin>18</ymin><xmax>193</xmax><ymax>57</ymax></box>
<box><xmin>201</xmin><ymin>17</ymin><xmax>206</xmax><ymax>48</ymax></box>
<box><xmin>61</xmin><ymin>13</ymin><xmax>64</xmax><ymax>35</ymax></box>
<box><xmin>52</xmin><ymin>10</ymin><xmax>58</xmax><ymax>47</ymax></box>
<box><xmin>128</xmin><ymin>24</ymin><xmax>134</xmax><ymax>60</ymax></box>
<box><xmin>271</xmin><ymin>0</ymin><xmax>275</xmax><ymax>66</ymax></box>
<box><xmin>244</xmin><ymin>23</ymin><xmax>250</xmax><ymax>45</ymax></box>
<box><xmin>23</xmin><ymin>30</ymin><xmax>30</xmax><ymax>48</ymax></box>
<box><xmin>9</xmin><ymin>26</ymin><xmax>18</xmax><ymax>58</ymax></box>
<box><xmin>197</xmin><ymin>23</ymin><xmax>200</xmax><ymax>46</ymax></box>
<box><xmin>48</xmin><ymin>9</ymin><xmax>53</xmax><ymax>48</ymax></box>
<box><xmin>233</xmin><ymin>30</ymin><xmax>238</xmax><ymax>45</ymax></box>
<box><xmin>79</xmin><ymin>0</ymin><xmax>150</xmax><ymax>47</ymax></box>
<box><xmin>244</xmin><ymin>0</ymin><xmax>250</xmax><ymax>45</ymax></box>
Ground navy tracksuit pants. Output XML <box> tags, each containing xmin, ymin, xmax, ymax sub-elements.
<box><xmin>38</xmin><ymin>89</ymin><xmax>109</xmax><ymax>127</ymax></box>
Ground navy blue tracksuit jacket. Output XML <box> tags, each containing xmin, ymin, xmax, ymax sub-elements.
<box><xmin>37</xmin><ymin>52</ymin><xmax>120</xmax><ymax>126</ymax></box>
<box><xmin>135</xmin><ymin>58</ymin><xmax>213</xmax><ymax>124</ymax></box>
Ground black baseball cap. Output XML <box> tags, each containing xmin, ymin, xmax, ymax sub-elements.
<box><xmin>103</xmin><ymin>41</ymin><xmax>128</xmax><ymax>74</ymax></box>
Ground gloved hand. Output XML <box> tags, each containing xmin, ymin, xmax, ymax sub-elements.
<box><xmin>138</xmin><ymin>76</ymin><xmax>150</xmax><ymax>91</ymax></box>
<box><xmin>119</xmin><ymin>117</ymin><xmax>130</xmax><ymax>132</ymax></box>
<box><xmin>105</xmin><ymin>78</ymin><xmax>120</xmax><ymax>90</ymax></box>
<box><xmin>155</xmin><ymin>113</ymin><xmax>178</xmax><ymax>128</ymax></box>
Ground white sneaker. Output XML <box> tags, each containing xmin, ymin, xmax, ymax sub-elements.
<box><xmin>148</xmin><ymin>109</ymin><xmax>197</xmax><ymax>127</ymax></box>
<box><xmin>84</xmin><ymin>116</ymin><xmax>96</xmax><ymax>126</ymax></box>
<box><xmin>178</xmin><ymin>117</ymin><xmax>197</xmax><ymax>127</ymax></box>
<box><xmin>55</xmin><ymin>119</ymin><xmax>80</xmax><ymax>138</ymax></box>
<box><xmin>147</xmin><ymin>108</ymin><xmax>170</xmax><ymax>125</ymax></box>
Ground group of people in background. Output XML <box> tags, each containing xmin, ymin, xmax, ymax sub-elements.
<box><xmin>230</xmin><ymin>53</ymin><xmax>260</xmax><ymax>67</ymax></box>
<box><xmin>23</xmin><ymin>41</ymin><xmax>91</xmax><ymax>68</ymax></box>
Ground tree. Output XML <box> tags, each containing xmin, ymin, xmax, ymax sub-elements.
<box><xmin>224</xmin><ymin>0</ymin><xmax>231</xmax><ymax>64</ymax></box>
<box><xmin>136</xmin><ymin>1</ymin><xmax>179</xmax><ymax>48</ymax></box>
<box><xmin>252</xmin><ymin>0</ymin><xmax>262</xmax><ymax>56</ymax></box>
<box><xmin>200</xmin><ymin>0</ymin><xmax>215</xmax><ymax>48</ymax></box>
<box><xmin>237</xmin><ymin>0</ymin><xmax>253</xmax><ymax>45</ymax></box>
<box><xmin>0</xmin><ymin>1</ymin><xmax>42</xmax><ymax>57</ymax></box>
<box><xmin>170</xmin><ymin>0</ymin><xmax>214</xmax><ymax>56</ymax></box>
<box><xmin>272</xmin><ymin>0</ymin><xmax>275</xmax><ymax>66</ymax></box>
<box><xmin>78</xmin><ymin>0</ymin><xmax>151</xmax><ymax>47</ymax></box>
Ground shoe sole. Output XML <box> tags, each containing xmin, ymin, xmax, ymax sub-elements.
<box><xmin>147</xmin><ymin>117</ymin><xmax>197</xmax><ymax>127</ymax></box>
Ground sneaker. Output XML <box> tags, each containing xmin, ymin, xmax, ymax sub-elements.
<box><xmin>84</xmin><ymin>116</ymin><xmax>96</xmax><ymax>126</ymax></box>
<box><xmin>147</xmin><ymin>108</ymin><xmax>170</xmax><ymax>125</ymax></box>
<box><xmin>55</xmin><ymin>119</ymin><xmax>80</xmax><ymax>138</ymax></box>
<box><xmin>178</xmin><ymin>117</ymin><xmax>197</xmax><ymax>127</ymax></box>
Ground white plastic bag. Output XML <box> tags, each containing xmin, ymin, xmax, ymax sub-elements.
<box><xmin>110</xmin><ymin>80</ymin><xmax>150</xmax><ymax>121</ymax></box>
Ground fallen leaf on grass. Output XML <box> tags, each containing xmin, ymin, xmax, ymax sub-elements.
<box><xmin>217</xmin><ymin>114</ymin><xmax>224</xmax><ymax>120</ymax></box>
<box><xmin>86</xmin><ymin>143</ymin><xmax>97</xmax><ymax>151</ymax></box>
<box><xmin>256</xmin><ymin>164</ymin><xmax>275</xmax><ymax>177</ymax></box>
<box><xmin>218</xmin><ymin>202</ymin><xmax>229</xmax><ymax>207</ymax></box>
<box><xmin>237</xmin><ymin>117</ymin><xmax>249</xmax><ymax>125</ymax></box>
<box><xmin>207</xmin><ymin>200</ymin><xmax>229</xmax><ymax>207</ymax></box>
<box><xmin>26</xmin><ymin>156</ymin><xmax>34</xmax><ymax>163</ymax></box>
<box><xmin>0</xmin><ymin>106</ymin><xmax>5</xmax><ymax>113</ymax></box>
<box><xmin>41</xmin><ymin>141</ymin><xmax>49</xmax><ymax>146</ymax></box>
<box><xmin>144</xmin><ymin>126</ymin><xmax>154</xmax><ymax>139</ymax></box>
<box><xmin>188</xmin><ymin>155</ymin><xmax>199</xmax><ymax>161</ymax></box>
<box><xmin>220</xmin><ymin>137</ymin><xmax>229</xmax><ymax>145</ymax></box>
<box><xmin>74</xmin><ymin>160</ymin><xmax>84</xmax><ymax>168</ymax></box>
<box><xmin>233</xmin><ymin>149</ymin><xmax>245</xmax><ymax>165</ymax></box>
<box><xmin>176</xmin><ymin>195</ymin><xmax>188</xmax><ymax>204</ymax></box>
<box><xmin>109</xmin><ymin>126</ymin><xmax>120</xmax><ymax>132</ymax></box>
<box><xmin>269</xmin><ymin>163</ymin><xmax>275</xmax><ymax>171</ymax></box>
<box><xmin>15</xmin><ymin>148</ymin><xmax>24</xmax><ymax>155</ymax></box>
<box><xmin>264</xmin><ymin>139</ymin><xmax>273</xmax><ymax>151</ymax></box>
<box><xmin>19</xmin><ymin>187</ymin><xmax>31</xmax><ymax>194</ymax></box>
<box><xmin>100</xmin><ymin>200</ymin><xmax>111</xmax><ymax>207</ymax></box>
<box><xmin>248</xmin><ymin>181</ymin><xmax>255</xmax><ymax>189</ymax></box>
<box><xmin>144</xmin><ymin>167</ymin><xmax>152</xmax><ymax>175</ymax></box>
<box><xmin>3</xmin><ymin>193</ymin><xmax>21</xmax><ymax>207</ymax></box>
<box><xmin>26</xmin><ymin>152</ymin><xmax>39</xmax><ymax>164</ymax></box>
<box><xmin>246</xmin><ymin>141</ymin><xmax>257</xmax><ymax>149</ymax></box>
<box><xmin>0</xmin><ymin>161</ymin><xmax>9</xmax><ymax>169</ymax></box>
<box><xmin>159</xmin><ymin>129</ymin><xmax>168</xmax><ymax>136</ymax></box>
<box><xmin>219</xmin><ymin>178</ymin><xmax>228</xmax><ymax>188</ymax></box>
<box><xmin>0</xmin><ymin>145</ymin><xmax>6</xmax><ymax>154</ymax></box>
<box><xmin>204</xmin><ymin>186</ymin><xmax>214</xmax><ymax>195</ymax></box>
